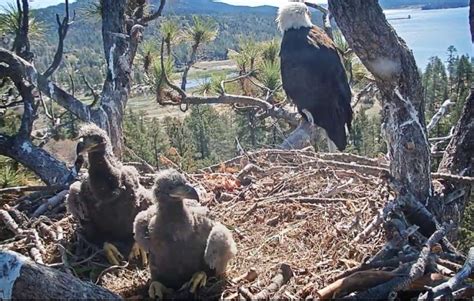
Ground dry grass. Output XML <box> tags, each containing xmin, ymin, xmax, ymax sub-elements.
<box><xmin>0</xmin><ymin>149</ymin><xmax>390</xmax><ymax>300</ymax></box>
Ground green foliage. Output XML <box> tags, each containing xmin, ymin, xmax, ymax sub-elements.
<box><xmin>257</xmin><ymin>60</ymin><xmax>281</xmax><ymax>91</ymax></box>
<box><xmin>151</xmin><ymin>56</ymin><xmax>175</xmax><ymax>93</ymax></box>
<box><xmin>0</xmin><ymin>156</ymin><xmax>31</xmax><ymax>188</ymax></box>
<box><xmin>423</xmin><ymin>56</ymin><xmax>449</xmax><ymax>119</ymax></box>
<box><xmin>458</xmin><ymin>196</ymin><xmax>474</xmax><ymax>253</ymax></box>
<box><xmin>160</xmin><ymin>18</ymin><xmax>183</xmax><ymax>52</ymax></box>
<box><xmin>123</xmin><ymin>110</ymin><xmax>170</xmax><ymax>167</ymax></box>
<box><xmin>0</xmin><ymin>3</ymin><xmax>45</xmax><ymax>41</ymax></box>
<box><xmin>260</xmin><ymin>39</ymin><xmax>279</xmax><ymax>64</ymax></box>
<box><xmin>184</xmin><ymin>15</ymin><xmax>218</xmax><ymax>47</ymax></box>
<box><xmin>349</xmin><ymin>110</ymin><xmax>386</xmax><ymax>157</ymax></box>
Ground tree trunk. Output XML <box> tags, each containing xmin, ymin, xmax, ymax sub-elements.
<box><xmin>0</xmin><ymin>250</ymin><xmax>121</xmax><ymax>300</ymax></box>
<box><xmin>470</xmin><ymin>0</ymin><xmax>474</xmax><ymax>43</ymax></box>
<box><xmin>91</xmin><ymin>0</ymin><xmax>129</xmax><ymax>158</ymax></box>
<box><xmin>181</xmin><ymin>44</ymin><xmax>199</xmax><ymax>91</ymax></box>
<box><xmin>329</xmin><ymin>0</ymin><xmax>431</xmax><ymax>205</ymax></box>
<box><xmin>437</xmin><ymin>88</ymin><xmax>474</xmax><ymax>240</ymax></box>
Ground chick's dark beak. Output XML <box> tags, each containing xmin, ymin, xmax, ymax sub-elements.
<box><xmin>76</xmin><ymin>139</ymin><xmax>85</xmax><ymax>154</ymax></box>
<box><xmin>169</xmin><ymin>183</ymin><xmax>200</xmax><ymax>201</ymax></box>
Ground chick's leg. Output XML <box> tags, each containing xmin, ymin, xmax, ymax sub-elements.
<box><xmin>187</xmin><ymin>271</ymin><xmax>207</xmax><ymax>293</ymax></box>
<box><xmin>128</xmin><ymin>242</ymin><xmax>148</xmax><ymax>266</ymax></box>
<box><xmin>149</xmin><ymin>281</ymin><xmax>173</xmax><ymax>299</ymax></box>
<box><xmin>103</xmin><ymin>242</ymin><xmax>124</xmax><ymax>266</ymax></box>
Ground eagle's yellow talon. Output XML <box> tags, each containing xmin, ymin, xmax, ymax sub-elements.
<box><xmin>103</xmin><ymin>242</ymin><xmax>123</xmax><ymax>266</ymax></box>
<box><xmin>128</xmin><ymin>242</ymin><xmax>148</xmax><ymax>266</ymax></box>
<box><xmin>149</xmin><ymin>281</ymin><xmax>172</xmax><ymax>299</ymax></box>
<box><xmin>189</xmin><ymin>271</ymin><xmax>207</xmax><ymax>294</ymax></box>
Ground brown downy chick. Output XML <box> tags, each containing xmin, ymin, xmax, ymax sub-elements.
<box><xmin>133</xmin><ymin>169</ymin><xmax>236</xmax><ymax>299</ymax></box>
<box><xmin>67</xmin><ymin>123</ymin><xmax>151</xmax><ymax>265</ymax></box>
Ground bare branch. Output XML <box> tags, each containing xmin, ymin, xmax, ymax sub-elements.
<box><xmin>304</xmin><ymin>2</ymin><xmax>333</xmax><ymax>38</ymax></box>
<box><xmin>139</xmin><ymin>0</ymin><xmax>166</xmax><ymax>24</ymax></box>
<box><xmin>0</xmin><ymin>48</ymin><xmax>92</xmax><ymax>121</ymax></box>
<box><xmin>43</xmin><ymin>0</ymin><xmax>72</xmax><ymax>78</ymax></box>
<box><xmin>352</xmin><ymin>82</ymin><xmax>377</xmax><ymax>109</ymax></box>
<box><xmin>426</xmin><ymin>99</ymin><xmax>454</xmax><ymax>133</ymax></box>
<box><xmin>419</xmin><ymin>247</ymin><xmax>474</xmax><ymax>300</ymax></box>
<box><xmin>82</xmin><ymin>75</ymin><xmax>100</xmax><ymax>107</ymax></box>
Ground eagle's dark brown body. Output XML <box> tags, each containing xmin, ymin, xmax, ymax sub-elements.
<box><xmin>280</xmin><ymin>25</ymin><xmax>352</xmax><ymax>150</ymax></box>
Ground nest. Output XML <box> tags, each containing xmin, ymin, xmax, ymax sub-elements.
<box><xmin>0</xmin><ymin>149</ymin><xmax>471</xmax><ymax>300</ymax></box>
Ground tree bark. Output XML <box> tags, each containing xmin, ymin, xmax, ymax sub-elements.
<box><xmin>437</xmin><ymin>88</ymin><xmax>473</xmax><ymax>240</ymax></box>
<box><xmin>0</xmin><ymin>135</ymin><xmax>70</xmax><ymax>186</ymax></box>
<box><xmin>0</xmin><ymin>250</ymin><xmax>121</xmax><ymax>300</ymax></box>
<box><xmin>470</xmin><ymin>0</ymin><xmax>474</xmax><ymax>43</ymax></box>
<box><xmin>329</xmin><ymin>0</ymin><xmax>431</xmax><ymax>204</ymax></box>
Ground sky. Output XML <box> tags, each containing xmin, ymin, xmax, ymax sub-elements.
<box><xmin>0</xmin><ymin>0</ymin><xmax>325</xmax><ymax>9</ymax></box>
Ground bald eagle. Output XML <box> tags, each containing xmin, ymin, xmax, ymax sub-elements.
<box><xmin>134</xmin><ymin>169</ymin><xmax>236</xmax><ymax>299</ymax></box>
<box><xmin>278</xmin><ymin>2</ymin><xmax>352</xmax><ymax>151</ymax></box>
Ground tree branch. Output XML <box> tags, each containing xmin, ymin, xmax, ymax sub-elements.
<box><xmin>0</xmin><ymin>48</ymin><xmax>92</xmax><ymax>121</ymax></box>
<box><xmin>426</xmin><ymin>99</ymin><xmax>454</xmax><ymax>133</ymax></box>
<box><xmin>43</xmin><ymin>0</ymin><xmax>73</xmax><ymax>78</ymax></box>
<box><xmin>139</xmin><ymin>0</ymin><xmax>166</xmax><ymax>24</ymax></box>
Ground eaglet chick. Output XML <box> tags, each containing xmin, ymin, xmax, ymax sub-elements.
<box><xmin>67</xmin><ymin>124</ymin><xmax>151</xmax><ymax>265</ymax></box>
<box><xmin>133</xmin><ymin>169</ymin><xmax>237</xmax><ymax>299</ymax></box>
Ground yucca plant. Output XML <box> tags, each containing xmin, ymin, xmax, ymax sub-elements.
<box><xmin>258</xmin><ymin>60</ymin><xmax>281</xmax><ymax>91</ymax></box>
<box><xmin>160</xmin><ymin>18</ymin><xmax>182</xmax><ymax>55</ymax></box>
<box><xmin>0</xmin><ymin>165</ymin><xmax>22</xmax><ymax>188</ymax></box>
<box><xmin>151</xmin><ymin>54</ymin><xmax>175</xmax><ymax>95</ymax></box>
<box><xmin>237</xmin><ymin>37</ymin><xmax>261</xmax><ymax>72</ymax></box>
<box><xmin>0</xmin><ymin>3</ymin><xmax>44</xmax><ymax>41</ymax></box>
<box><xmin>261</xmin><ymin>39</ymin><xmax>280</xmax><ymax>64</ymax></box>
<box><xmin>141</xmin><ymin>40</ymin><xmax>158</xmax><ymax>73</ymax></box>
<box><xmin>184</xmin><ymin>16</ymin><xmax>218</xmax><ymax>49</ymax></box>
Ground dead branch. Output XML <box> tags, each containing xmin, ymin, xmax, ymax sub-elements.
<box><xmin>0</xmin><ymin>209</ymin><xmax>22</xmax><ymax>235</ymax></box>
<box><xmin>334</xmin><ymin>252</ymin><xmax>420</xmax><ymax>281</ymax></box>
<box><xmin>0</xmin><ymin>185</ymin><xmax>62</xmax><ymax>194</ymax></box>
<box><xmin>43</xmin><ymin>0</ymin><xmax>73</xmax><ymax>78</ymax></box>
<box><xmin>83</xmin><ymin>74</ymin><xmax>100</xmax><ymax>107</ymax></box>
<box><xmin>352</xmin><ymin>82</ymin><xmax>378</xmax><ymax>109</ymax></box>
<box><xmin>316</xmin><ymin>270</ymin><xmax>397</xmax><ymax>300</ymax></box>
<box><xmin>251</xmin><ymin>263</ymin><xmax>293</xmax><ymax>300</ymax></box>
<box><xmin>419</xmin><ymin>247</ymin><xmax>474</xmax><ymax>300</ymax></box>
<box><xmin>31</xmin><ymin>190</ymin><xmax>68</xmax><ymax>218</ymax></box>
<box><xmin>139</xmin><ymin>0</ymin><xmax>166</xmax><ymax>24</ymax></box>
<box><xmin>391</xmin><ymin>225</ymin><xmax>451</xmax><ymax>294</ymax></box>
<box><xmin>304</xmin><ymin>2</ymin><xmax>333</xmax><ymax>39</ymax></box>
<box><xmin>426</xmin><ymin>99</ymin><xmax>454</xmax><ymax>133</ymax></box>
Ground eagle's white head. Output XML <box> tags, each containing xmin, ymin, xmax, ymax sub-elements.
<box><xmin>276</xmin><ymin>2</ymin><xmax>313</xmax><ymax>32</ymax></box>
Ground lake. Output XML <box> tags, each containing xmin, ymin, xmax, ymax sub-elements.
<box><xmin>385</xmin><ymin>7</ymin><xmax>472</xmax><ymax>69</ymax></box>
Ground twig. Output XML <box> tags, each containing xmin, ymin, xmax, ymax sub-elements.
<box><xmin>95</xmin><ymin>262</ymin><xmax>129</xmax><ymax>285</ymax></box>
<box><xmin>0</xmin><ymin>185</ymin><xmax>62</xmax><ymax>194</ymax></box>
<box><xmin>252</xmin><ymin>263</ymin><xmax>293</xmax><ymax>300</ymax></box>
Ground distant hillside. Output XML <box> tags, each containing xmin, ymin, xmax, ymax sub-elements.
<box><xmin>26</xmin><ymin>0</ymin><xmax>468</xmax><ymax>92</ymax></box>
<box><xmin>379</xmin><ymin>0</ymin><xmax>469</xmax><ymax>9</ymax></box>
